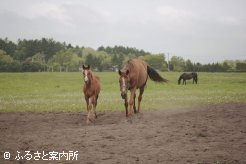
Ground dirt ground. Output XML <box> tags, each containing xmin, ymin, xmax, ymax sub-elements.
<box><xmin>1</xmin><ymin>103</ymin><xmax>246</xmax><ymax>164</ymax></box>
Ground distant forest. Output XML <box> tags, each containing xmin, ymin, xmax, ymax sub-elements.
<box><xmin>0</xmin><ymin>37</ymin><xmax>245</xmax><ymax>72</ymax></box>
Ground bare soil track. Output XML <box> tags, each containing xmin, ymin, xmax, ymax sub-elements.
<box><xmin>1</xmin><ymin>103</ymin><xmax>246</xmax><ymax>164</ymax></box>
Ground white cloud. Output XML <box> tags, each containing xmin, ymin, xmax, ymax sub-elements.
<box><xmin>19</xmin><ymin>2</ymin><xmax>73</xmax><ymax>28</ymax></box>
<box><xmin>218</xmin><ymin>16</ymin><xmax>240</xmax><ymax>26</ymax></box>
<box><xmin>156</xmin><ymin>6</ymin><xmax>193</xmax><ymax>20</ymax></box>
<box><xmin>149</xmin><ymin>6</ymin><xmax>198</xmax><ymax>33</ymax></box>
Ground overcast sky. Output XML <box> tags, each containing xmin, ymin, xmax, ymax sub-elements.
<box><xmin>0</xmin><ymin>0</ymin><xmax>245</xmax><ymax>63</ymax></box>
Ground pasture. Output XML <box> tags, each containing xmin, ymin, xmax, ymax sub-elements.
<box><xmin>0</xmin><ymin>72</ymin><xmax>246</xmax><ymax>112</ymax></box>
<box><xmin>1</xmin><ymin>72</ymin><xmax>246</xmax><ymax>163</ymax></box>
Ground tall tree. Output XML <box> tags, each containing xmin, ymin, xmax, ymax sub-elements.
<box><xmin>142</xmin><ymin>54</ymin><xmax>166</xmax><ymax>71</ymax></box>
<box><xmin>185</xmin><ymin>59</ymin><xmax>194</xmax><ymax>72</ymax></box>
<box><xmin>170</xmin><ymin>56</ymin><xmax>185</xmax><ymax>71</ymax></box>
<box><xmin>49</xmin><ymin>50</ymin><xmax>73</xmax><ymax>72</ymax></box>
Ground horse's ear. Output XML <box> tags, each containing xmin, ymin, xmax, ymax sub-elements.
<box><xmin>82</xmin><ymin>65</ymin><xmax>86</xmax><ymax>70</ymax></box>
<box><xmin>126</xmin><ymin>70</ymin><xmax>129</xmax><ymax>75</ymax></box>
<box><xmin>118</xmin><ymin>70</ymin><xmax>122</xmax><ymax>75</ymax></box>
<box><xmin>82</xmin><ymin>65</ymin><xmax>90</xmax><ymax>70</ymax></box>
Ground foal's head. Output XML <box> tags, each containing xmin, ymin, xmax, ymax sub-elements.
<box><xmin>118</xmin><ymin>69</ymin><xmax>130</xmax><ymax>99</ymax></box>
<box><xmin>82</xmin><ymin>65</ymin><xmax>92</xmax><ymax>84</ymax></box>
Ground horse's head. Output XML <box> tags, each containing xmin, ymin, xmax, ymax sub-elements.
<box><xmin>82</xmin><ymin>65</ymin><xmax>92</xmax><ymax>84</ymax></box>
<box><xmin>178</xmin><ymin>78</ymin><xmax>181</xmax><ymax>85</ymax></box>
<box><xmin>178</xmin><ymin>74</ymin><xmax>183</xmax><ymax>85</ymax></box>
<box><xmin>118</xmin><ymin>69</ymin><xmax>130</xmax><ymax>99</ymax></box>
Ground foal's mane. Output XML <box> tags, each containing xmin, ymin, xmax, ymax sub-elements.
<box><xmin>88</xmin><ymin>69</ymin><xmax>100</xmax><ymax>81</ymax></box>
<box><xmin>94</xmin><ymin>75</ymin><xmax>100</xmax><ymax>81</ymax></box>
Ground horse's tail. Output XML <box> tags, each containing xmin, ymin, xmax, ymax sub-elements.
<box><xmin>147</xmin><ymin>66</ymin><xmax>168</xmax><ymax>83</ymax></box>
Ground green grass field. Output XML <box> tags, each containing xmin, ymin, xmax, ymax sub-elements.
<box><xmin>0</xmin><ymin>72</ymin><xmax>246</xmax><ymax>112</ymax></box>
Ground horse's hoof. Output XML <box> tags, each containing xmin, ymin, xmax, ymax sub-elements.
<box><xmin>127</xmin><ymin>113</ymin><xmax>133</xmax><ymax>117</ymax></box>
<box><xmin>86</xmin><ymin>119</ymin><xmax>91</xmax><ymax>124</ymax></box>
<box><xmin>86</xmin><ymin>116</ymin><xmax>94</xmax><ymax>124</ymax></box>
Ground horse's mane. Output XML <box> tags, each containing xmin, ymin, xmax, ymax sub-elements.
<box><xmin>121</xmin><ymin>59</ymin><xmax>135</xmax><ymax>72</ymax></box>
<box><xmin>87</xmin><ymin>69</ymin><xmax>100</xmax><ymax>81</ymax></box>
<box><xmin>94</xmin><ymin>75</ymin><xmax>100</xmax><ymax>81</ymax></box>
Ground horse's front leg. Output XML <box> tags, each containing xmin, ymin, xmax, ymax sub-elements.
<box><xmin>85</xmin><ymin>96</ymin><xmax>91</xmax><ymax>124</ymax></box>
<box><xmin>128</xmin><ymin>88</ymin><xmax>136</xmax><ymax>116</ymax></box>
<box><xmin>86</xmin><ymin>96</ymin><xmax>94</xmax><ymax>124</ymax></box>
<box><xmin>85</xmin><ymin>97</ymin><xmax>89</xmax><ymax>112</ymax></box>
<box><xmin>124</xmin><ymin>95</ymin><xmax>128</xmax><ymax>117</ymax></box>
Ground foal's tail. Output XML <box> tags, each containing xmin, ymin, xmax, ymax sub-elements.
<box><xmin>147</xmin><ymin>66</ymin><xmax>168</xmax><ymax>83</ymax></box>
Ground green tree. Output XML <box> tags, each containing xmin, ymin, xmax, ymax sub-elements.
<box><xmin>0</xmin><ymin>50</ymin><xmax>13</xmax><ymax>63</ymax></box>
<box><xmin>0</xmin><ymin>50</ymin><xmax>13</xmax><ymax>71</ymax></box>
<box><xmin>185</xmin><ymin>59</ymin><xmax>194</xmax><ymax>72</ymax></box>
<box><xmin>170</xmin><ymin>56</ymin><xmax>185</xmax><ymax>71</ymax></box>
<box><xmin>142</xmin><ymin>54</ymin><xmax>166</xmax><ymax>71</ymax></box>
<box><xmin>0</xmin><ymin>38</ymin><xmax>17</xmax><ymax>57</ymax></box>
<box><xmin>85</xmin><ymin>53</ymin><xmax>94</xmax><ymax>66</ymax></box>
<box><xmin>21</xmin><ymin>61</ymin><xmax>42</xmax><ymax>72</ymax></box>
<box><xmin>49</xmin><ymin>50</ymin><xmax>73</xmax><ymax>72</ymax></box>
<box><xmin>236</xmin><ymin>62</ymin><xmax>246</xmax><ymax>71</ymax></box>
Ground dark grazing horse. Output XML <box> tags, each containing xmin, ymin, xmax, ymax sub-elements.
<box><xmin>118</xmin><ymin>58</ymin><xmax>168</xmax><ymax>117</ymax></box>
<box><xmin>82</xmin><ymin>65</ymin><xmax>101</xmax><ymax>124</ymax></box>
<box><xmin>178</xmin><ymin>72</ymin><xmax>198</xmax><ymax>85</ymax></box>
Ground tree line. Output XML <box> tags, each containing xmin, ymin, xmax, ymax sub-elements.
<box><xmin>0</xmin><ymin>37</ymin><xmax>245</xmax><ymax>72</ymax></box>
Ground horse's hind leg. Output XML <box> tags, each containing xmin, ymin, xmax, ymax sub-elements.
<box><xmin>137</xmin><ymin>87</ymin><xmax>144</xmax><ymax>113</ymax></box>
<box><xmin>133</xmin><ymin>93</ymin><xmax>137</xmax><ymax>113</ymax></box>
<box><xmin>194</xmin><ymin>78</ymin><xmax>197</xmax><ymax>84</ymax></box>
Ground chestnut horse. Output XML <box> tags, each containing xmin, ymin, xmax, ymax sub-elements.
<box><xmin>118</xmin><ymin>58</ymin><xmax>168</xmax><ymax>117</ymax></box>
<box><xmin>82</xmin><ymin>65</ymin><xmax>100</xmax><ymax>124</ymax></box>
<box><xmin>178</xmin><ymin>72</ymin><xmax>198</xmax><ymax>85</ymax></box>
